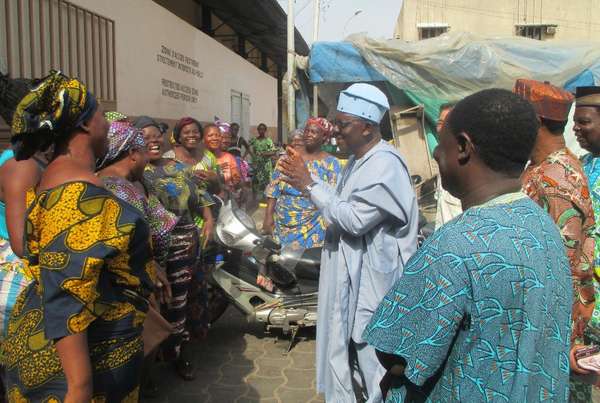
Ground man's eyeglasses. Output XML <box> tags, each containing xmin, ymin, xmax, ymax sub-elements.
<box><xmin>333</xmin><ymin>118</ymin><xmax>365</xmax><ymax>130</ymax></box>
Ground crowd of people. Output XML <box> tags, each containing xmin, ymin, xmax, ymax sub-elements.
<box><xmin>1</xmin><ymin>68</ymin><xmax>600</xmax><ymax>403</ymax></box>
<box><xmin>0</xmin><ymin>70</ymin><xmax>308</xmax><ymax>402</ymax></box>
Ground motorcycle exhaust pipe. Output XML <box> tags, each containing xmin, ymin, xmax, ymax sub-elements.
<box><xmin>253</xmin><ymin>305</ymin><xmax>316</xmax><ymax>327</ymax></box>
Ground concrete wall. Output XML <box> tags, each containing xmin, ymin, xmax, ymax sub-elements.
<box><xmin>69</xmin><ymin>0</ymin><xmax>278</xmax><ymax>138</ymax></box>
<box><xmin>395</xmin><ymin>0</ymin><xmax>600</xmax><ymax>41</ymax></box>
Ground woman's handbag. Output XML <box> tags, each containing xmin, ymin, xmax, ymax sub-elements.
<box><xmin>142</xmin><ymin>304</ymin><xmax>173</xmax><ymax>356</ymax></box>
<box><xmin>122</xmin><ymin>283</ymin><xmax>173</xmax><ymax>356</ymax></box>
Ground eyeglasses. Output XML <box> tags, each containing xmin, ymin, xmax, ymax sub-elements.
<box><xmin>333</xmin><ymin>118</ymin><xmax>364</xmax><ymax>130</ymax></box>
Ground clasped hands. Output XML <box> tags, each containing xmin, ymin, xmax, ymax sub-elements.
<box><xmin>278</xmin><ymin>147</ymin><xmax>313</xmax><ymax>192</ymax></box>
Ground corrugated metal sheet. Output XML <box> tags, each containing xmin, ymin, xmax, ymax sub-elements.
<box><xmin>193</xmin><ymin>0</ymin><xmax>310</xmax><ymax>66</ymax></box>
<box><xmin>1</xmin><ymin>0</ymin><xmax>117</xmax><ymax>104</ymax></box>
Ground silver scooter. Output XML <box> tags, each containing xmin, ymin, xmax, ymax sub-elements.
<box><xmin>207</xmin><ymin>199</ymin><xmax>321</xmax><ymax>350</ymax></box>
<box><xmin>207</xmin><ymin>195</ymin><xmax>434</xmax><ymax>348</ymax></box>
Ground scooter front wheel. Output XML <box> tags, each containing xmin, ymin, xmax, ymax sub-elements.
<box><xmin>208</xmin><ymin>284</ymin><xmax>230</xmax><ymax>324</ymax></box>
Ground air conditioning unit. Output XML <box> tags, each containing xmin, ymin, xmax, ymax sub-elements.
<box><xmin>546</xmin><ymin>26</ymin><xmax>557</xmax><ymax>35</ymax></box>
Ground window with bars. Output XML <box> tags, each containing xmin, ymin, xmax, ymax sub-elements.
<box><xmin>418</xmin><ymin>25</ymin><xmax>449</xmax><ymax>40</ymax></box>
<box><xmin>515</xmin><ymin>24</ymin><xmax>557</xmax><ymax>40</ymax></box>
<box><xmin>1</xmin><ymin>0</ymin><xmax>116</xmax><ymax>106</ymax></box>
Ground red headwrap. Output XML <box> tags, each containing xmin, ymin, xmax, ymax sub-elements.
<box><xmin>305</xmin><ymin>117</ymin><xmax>334</xmax><ymax>139</ymax></box>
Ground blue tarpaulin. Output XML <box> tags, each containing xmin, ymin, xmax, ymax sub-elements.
<box><xmin>308</xmin><ymin>34</ymin><xmax>600</xmax><ymax>154</ymax></box>
<box><xmin>564</xmin><ymin>64</ymin><xmax>600</xmax><ymax>92</ymax></box>
<box><xmin>309</xmin><ymin>42</ymin><xmax>386</xmax><ymax>84</ymax></box>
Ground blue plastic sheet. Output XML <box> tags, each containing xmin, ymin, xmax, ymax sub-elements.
<box><xmin>351</xmin><ymin>33</ymin><xmax>600</xmax><ymax>101</ymax></box>
<box><xmin>309</xmin><ymin>42</ymin><xmax>386</xmax><ymax>84</ymax></box>
<box><xmin>308</xmin><ymin>33</ymin><xmax>600</xmax><ymax>155</ymax></box>
<box><xmin>309</xmin><ymin>34</ymin><xmax>600</xmax><ymax>101</ymax></box>
<box><xmin>564</xmin><ymin>63</ymin><xmax>600</xmax><ymax>92</ymax></box>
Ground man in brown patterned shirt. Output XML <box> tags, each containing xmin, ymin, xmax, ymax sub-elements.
<box><xmin>516</xmin><ymin>79</ymin><xmax>596</xmax><ymax>401</ymax></box>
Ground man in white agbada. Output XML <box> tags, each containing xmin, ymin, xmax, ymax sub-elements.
<box><xmin>279</xmin><ymin>83</ymin><xmax>419</xmax><ymax>402</ymax></box>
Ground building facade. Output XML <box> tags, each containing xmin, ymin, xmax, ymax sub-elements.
<box><xmin>1</xmin><ymin>0</ymin><xmax>308</xmax><ymax>143</ymax></box>
<box><xmin>395</xmin><ymin>0</ymin><xmax>600</xmax><ymax>42</ymax></box>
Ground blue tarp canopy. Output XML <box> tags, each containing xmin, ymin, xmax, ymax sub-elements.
<box><xmin>565</xmin><ymin>66</ymin><xmax>600</xmax><ymax>92</ymax></box>
<box><xmin>307</xmin><ymin>34</ymin><xmax>600</xmax><ymax>153</ymax></box>
<box><xmin>309</xmin><ymin>35</ymin><xmax>600</xmax><ymax>92</ymax></box>
<box><xmin>309</xmin><ymin>42</ymin><xmax>386</xmax><ymax>84</ymax></box>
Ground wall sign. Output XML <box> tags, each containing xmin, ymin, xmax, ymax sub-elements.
<box><xmin>157</xmin><ymin>45</ymin><xmax>204</xmax><ymax>78</ymax></box>
<box><xmin>161</xmin><ymin>78</ymin><xmax>199</xmax><ymax>103</ymax></box>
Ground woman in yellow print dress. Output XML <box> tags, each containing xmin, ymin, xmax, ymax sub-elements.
<box><xmin>2</xmin><ymin>71</ymin><xmax>155</xmax><ymax>402</ymax></box>
<box><xmin>263</xmin><ymin>118</ymin><xmax>342</xmax><ymax>250</ymax></box>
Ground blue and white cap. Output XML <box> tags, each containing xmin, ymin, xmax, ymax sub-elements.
<box><xmin>336</xmin><ymin>83</ymin><xmax>390</xmax><ymax>124</ymax></box>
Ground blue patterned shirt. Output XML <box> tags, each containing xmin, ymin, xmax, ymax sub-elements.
<box><xmin>364</xmin><ymin>193</ymin><xmax>572</xmax><ymax>402</ymax></box>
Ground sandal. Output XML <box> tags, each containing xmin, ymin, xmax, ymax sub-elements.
<box><xmin>175</xmin><ymin>357</ymin><xmax>196</xmax><ymax>381</ymax></box>
<box><xmin>175</xmin><ymin>343</ymin><xmax>196</xmax><ymax>381</ymax></box>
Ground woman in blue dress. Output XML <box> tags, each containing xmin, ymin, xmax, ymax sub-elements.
<box><xmin>263</xmin><ymin>118</ymin><xmax>342</xmax><ymax>250</ymax></box>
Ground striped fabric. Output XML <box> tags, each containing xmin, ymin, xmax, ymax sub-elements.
<box><xmin>0</xmin><ymin>238</ymin><xmax>30</xmax><ymax>338</ymax></box>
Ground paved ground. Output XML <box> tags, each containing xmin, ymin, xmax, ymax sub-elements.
<box><xmin>144</xmin><ymin>305</ymin><xmax>600</xmax><ymax>403</ymax></box>
<box><xmin>144</xmin><ymin>306</ymin><xmax>323</xmax><ymax>403</ymax></box>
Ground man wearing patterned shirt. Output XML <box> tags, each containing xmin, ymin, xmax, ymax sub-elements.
<box><xmin>364</xmin><ymin>89</ymin><xmax>572</xmax><ymax>402</ymax></box>
<box><xmin>516</xmin><ymin>79</ymin><xmax>595</xmax><ymax>399</ymax></box>
<box><xmin>574</xmin><ymin>85</ymin><xmax>600</xmax><ymax>393</ymax></box>
<box><xmin>575</xmin><ymin>88</ymin><xmax>600</xmax><ymax>331</ymax></box>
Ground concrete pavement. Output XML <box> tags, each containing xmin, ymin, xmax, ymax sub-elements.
<box><xmin>144</xmin><ymin>306</ymin><xmax>324</xmax><ymax>403</ymax></box>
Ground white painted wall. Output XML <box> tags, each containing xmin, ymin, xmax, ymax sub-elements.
<box><xmin>69</xmin><ymin>0</ymin><xmax>277</xmax><ymax>128</ymax></box>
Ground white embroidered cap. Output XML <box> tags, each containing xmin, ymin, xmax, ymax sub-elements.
<box><xmin>336</xmin><ymin>83</ymin><xmax>390</xmax><ymax>124</ymax></box>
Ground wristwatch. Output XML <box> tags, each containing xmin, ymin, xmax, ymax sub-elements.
<box><xmin>304</xmin><ymin>181</ymin><xmax>318</xmax><ymax>194</ymax></box>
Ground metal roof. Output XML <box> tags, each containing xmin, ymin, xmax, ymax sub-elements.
<box><xmin>193</xmin><ymin>0</ymin><xmax>310</xmax><ymax>68</ymax></box>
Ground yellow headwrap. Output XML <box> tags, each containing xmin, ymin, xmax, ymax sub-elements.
<box><xmin>11</xmin><ymin>70</ymin><xmax>97</xmax><ymax>160</ymax></box>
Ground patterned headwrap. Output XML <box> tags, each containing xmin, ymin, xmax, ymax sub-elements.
<box><xmin>97</xmin><ymin>120</ymin><xmax>145</xmax><ymax>169</ymax></box>
<box><xmin>172</xmin><ymin>116</ymin><xmax>202</xmax><ymax>145</ymax></box>
<box><xmin>11</xmin><ymin>70</ymin><xmax>97</xmax><ymax>160</ymax></box>
<box><xmin>215</xmin><ymin>118</ymin><xmax>231</xmax><ymax>134</ymax></box>
<box><xmin>0</xmin><ymin>73</ymin><xmax>33</xmax><ymax>126</ymax></box>
<box><xmin>305</xmin><ymin>117</ymin><xmax>334</xmax><ymax>139</ymax></box>
<box><xmin>105</xmin><ymin>111</ymin><xmax>128</xmax><ymax>123</ymax></box>
<box><xmin>513</xmin><ymin>79</ymin><xmax>574</xmax><ymax>121</ymax></box>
